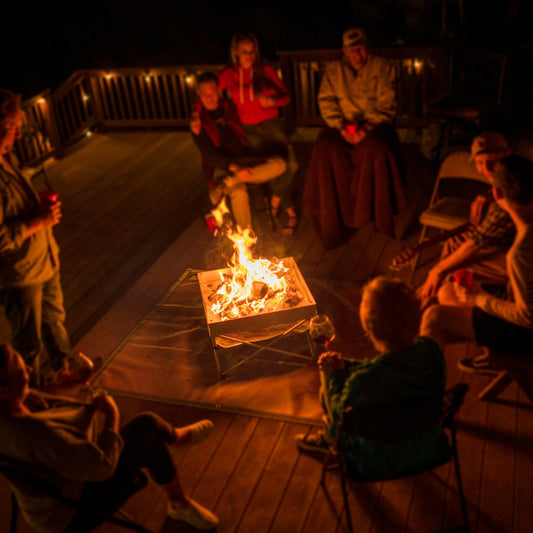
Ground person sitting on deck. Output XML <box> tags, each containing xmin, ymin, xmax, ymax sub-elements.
<box><xmin>191</xmin><ymin>71</ymin><xmax>287</xmax><ymax>231</ymax></box>
<box><xmin>0</xmin><ymin>343</ymin><xmax>219</xmax><ymax>531</ymax></box>
<box><xmin>418</xmin><ymin>132</ymin><xmax>513</xmax><ymax>308</ymax></box>
<box><xmin>296</xmin><ymin>277</ymin><xmax>447</xmax><ymax>480</ymax></box>
<box><xmin>218</xmin><ymin>32</ymin><xmax>299</xmax><ymax>234</ymax></box>
<box><xmin>304</xmin><ymin>27</ymin><xmax>408</xmax><ymax>250</ymax></box>
<box><xmin>0</xmin><ymin>90</ymin><xmax>92</xmax><ymax>389</ymax></box>
<box><xmin>422</xmin><ymin>155</ymin><xmax>533</xmax><ymax>367</ymax></box>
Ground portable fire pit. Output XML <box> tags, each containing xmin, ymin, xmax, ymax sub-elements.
<box><xmin>197</xmin><ymin>257</ymin><xmax>317</xmax><ymax>379</ymax></box>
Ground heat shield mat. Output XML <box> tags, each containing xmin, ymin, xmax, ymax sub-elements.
<box><xmin>91</xmin><ymin>269</ymin><xmax>375</xmax><ymax>424</ymax></box>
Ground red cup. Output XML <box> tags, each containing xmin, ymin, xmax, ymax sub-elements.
<box><xmin>39</xmin><ymin>190</ymin><xmax>59</xmax><ymax>205</ymax></box>
<box><xmin>204</xmin><ymin>214</ymin><xmax>217</xmax><ymax>233</ymax></box>
<box><xmin>345</xmin><ymin>123</ymin><xmax>358</xmax><ymax>136</ymax></box>
<box><xmin>454</xmin><ymin>269</ymin><xmax>474</xmax><ymax>288</ymax></box>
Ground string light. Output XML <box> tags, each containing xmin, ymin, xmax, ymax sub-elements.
<box><xmin>38</xmin><ymin>98</ymin><xmax>46</xmax><ymax>105</ymax></box>
<box><xmin>185</xmin><ymin>75</ymin><xmax>195</xmax><ymax>85</ymax></box>
<box><xmin>86</xmin><ymin>130</ymin><xmax>93</xmax><ymax>137</ymax></box>
<box><xmin>144</xmin><ymin>71</ymin><xmax>151</xmax><ymax>82</ymax></box>
<box><xmin>105</xmin><ymin>71</ymin><xmax>112</xmax><ymax>80</ymax></box>
<box><xmin>82</xmin><ymin>94</ymin><xmax>90</xmax><ymax>101</ymax></box>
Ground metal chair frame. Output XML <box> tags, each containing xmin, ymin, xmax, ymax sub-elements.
<box><xmin>320</xmin><ymin>383</ymin><xmax>470</xmax><ymax>533</ymax></box>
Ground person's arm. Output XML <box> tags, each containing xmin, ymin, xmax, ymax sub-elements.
<box><xmin>0</xmin><ymin>196</ymin><xmax>61</xmax><ymax>254</ymax></box>
<box><xmin>317</xmin><ymin>63</ymin><xmax>344</xmax><ymax>130</ymax></box>
<box><xmin>419</xmin><ymin>309</ymin><xmax>447</xmax><ymax>354</ymax></box>
<box><xmin>257</xmin><ymin>65</ymin><xmax>291</xmax><ymax>108</ymax></box>
<box><xmin>419</xmin><ymin>238</ymin><xmax>482</xmax><ymax>301</ymax></box>
<box><xmin>363</xmin><ymin>58</ymin><xmax>397</xmax><ymax>127</ymax></box>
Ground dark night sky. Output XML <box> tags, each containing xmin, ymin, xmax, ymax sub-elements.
<box><xmin>4</xmin><ymin>0</ymin><xmax>528</xmax><ymax>97</ymax></box>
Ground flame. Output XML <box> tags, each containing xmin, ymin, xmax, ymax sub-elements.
<box><xmin>209</xmin><ymin>219</ymin><xmax>293</xmax><ymax>320</ymax></box>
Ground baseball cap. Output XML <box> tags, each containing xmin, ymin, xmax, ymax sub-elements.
<box><xmin>342</xmin><ymin>27</ymin><xmax>368</xmax><ymax>49</ymax></box>
<box><xmin>470</xmin><ymin>132</ymin><xmax>509</xmax><ymax>159</ymax></box>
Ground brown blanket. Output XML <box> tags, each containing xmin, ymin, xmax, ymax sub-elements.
<box><xmin>304</xmin><ymin>125</ymin><xmax>408</xmax><ymax>249</ymax></box>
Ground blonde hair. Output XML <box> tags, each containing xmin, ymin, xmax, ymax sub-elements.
<box><xmin>360</xmin><ymin>276</ymin><xmax>420</xmax><ymax>351</ymax></box>
<box><xmin>229</xmin><ymin>32</ymin><xmax>260</xmax><ymax>65</ymax></box>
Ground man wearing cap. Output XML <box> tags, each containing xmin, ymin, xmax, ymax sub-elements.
<box><xmin>422</xmin><ymin>155</ymin><xmax>533</xmax><ymax>362</ymax></box>
<box><xmin>304</xmin><ymin>27</ymin><xmax>408</xmax><ymax>249</ymax></box>
<box><xmin>419</xmin><ymin>132</ymin><xmax>513</xmax><ymax>307</ymax></box>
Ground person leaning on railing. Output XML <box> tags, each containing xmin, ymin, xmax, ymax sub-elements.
<box><xmin>0</xmin><ymin>343</ymin><xmax>219</xmax><ymax>532</ymax></box>
<box><xmin>0</xmin><ymin>89</ymin><xmax>92</xmax><ymax>389</ymax></box>
<box><xmin>304</xmin><ymin>27</ymin><xmax>408</xmax><ymax>249</ymax></box>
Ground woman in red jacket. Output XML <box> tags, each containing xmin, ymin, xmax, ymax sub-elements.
<box><xmin>218</xmin><ymin>32</ymin><xmax>299</xmax><ymax>234</ymax></box>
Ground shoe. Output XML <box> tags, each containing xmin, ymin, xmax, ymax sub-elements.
<box><xmin>458</xmin><ymin>356</ymin><xmax>499</xmax><ymax>375</ymax></box>
<box><xmin>52</xmin><ymin>353</ymin><xmax>95</xmax><ymax>388</ymax></box>
<box><xmin>282</xmin><ymin>216</ymin><xmax>298</xmax><ymax>236</ymax></box>
<box><xmin>182</xmin><ymin>419</ymin><xmax>214</xmax><ymax>446</ymax></box>
<box><xmin>168</xmin><ymin>499</ymin><xmax>218</xmax><ymax>530</ymax></box>
<box><xmin>295</xmin><ymin>431</ymin><xmax>331</xmax><ymax>454</ymax></box>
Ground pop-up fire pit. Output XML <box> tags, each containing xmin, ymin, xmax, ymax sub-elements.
<box><xmin>197</xmin><ymin>227</ymin><xmax>317</xmax><ymax>378</ymax></box>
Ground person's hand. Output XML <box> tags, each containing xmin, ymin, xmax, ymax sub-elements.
<box><xmin>257</xmin><ymin>94</ymin><xmax>276</xmax><ymax>108</ymax></box>
<box><xmin>318</xmin><ymin>351</ymin><xmax>345</xmax><ymax>375</ymax></box>
<box><xmin>417</xmin><ymin>267</ymin><xmax>445</xmax><ymax>304</ymax></box>
<box><xmin>469</xmin><ymin>195</ymin><xmax>490</xmax><ymax>225</ymax></box>
<box><xmin>36</xmin><ymin>201</ymin><xmax>62</xmax><ymax>227</ymax></box>
<box><xmin>91</xmin><ymin>392</ymin><xmax>120</xmax><ymax>428</ymax></box>
<box><xmin>453</xmin><ymin>280</ymin><xmax>482</xmax><ymax>307</ymax></box>
<box><xmin>190</xmin><ymin>112</ymin><xmax>201</xmax><ymax>135</ymax></box>
<box><xmin>230</xmin><ymin>164</ymin><xmax>253</xmax><ymax>183</ymax></box>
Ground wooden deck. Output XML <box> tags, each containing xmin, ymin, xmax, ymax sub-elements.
<box><xmin>1</xmin><ymin>129</ymin><xmax>531</xmax><ymax>533</ymax></box>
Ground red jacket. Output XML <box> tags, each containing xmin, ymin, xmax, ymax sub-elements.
<box><xmin>218</xmin><ymin>63</ymin><xmax>290</xmax><ymax>125</ymax></box>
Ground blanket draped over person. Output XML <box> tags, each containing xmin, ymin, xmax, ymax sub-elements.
<box><xmin>304</xmin><ymin>28</ymin><xmax>408</xmax><ymax>249</ymax></box>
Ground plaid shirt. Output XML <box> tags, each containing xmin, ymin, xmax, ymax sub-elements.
<box><xmin>471</xmin><ymin>201</ymin><xmax>515</xmax><ymax>250</ymax></box>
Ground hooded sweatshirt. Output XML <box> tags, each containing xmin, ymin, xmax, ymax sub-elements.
<box><xmin>218</xmin><ymin>63</ymin><xmax>290</xmax><ymax>125</ymax></box>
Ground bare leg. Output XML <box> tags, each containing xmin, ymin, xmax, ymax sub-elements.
<box><xmin>422</xmin><ymin>304</ymin><xmax>477</xmax><ymax>344</ymax></box>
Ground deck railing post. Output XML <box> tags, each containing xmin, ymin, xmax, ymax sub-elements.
<box><xmin>87</xmin><ymin>71</ymin><xmax>106</xmax><ymax>133</ymax></box>
<box><xmin>42</xmin><ymin>89</ymin><xmax>64</xmax><ymax>159</ymax></box>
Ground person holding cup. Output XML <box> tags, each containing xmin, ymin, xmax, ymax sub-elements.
<box><xmin>304</xmin><ymin>27</ymin><xmax>408</xmax><ymax>249</ymax></box>
<box><xmin>0</xmin><ymin>90</ymin><xmax>90</xmax><ymax>388</ymax></box>
<box><xmin>422</xmin><ymin>156</ymin><xmax>533</xmax><ymax>363</ymax></box>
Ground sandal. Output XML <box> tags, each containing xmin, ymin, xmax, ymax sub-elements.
<box><xmin>282</xmin><ymin>216</ymin><xmax>298</xmax><ymax>235</ymax></box>
<box><xmin>295</xmin><ymin>431</ymin><xmax>331</xmax><ymax>454</ymax></box>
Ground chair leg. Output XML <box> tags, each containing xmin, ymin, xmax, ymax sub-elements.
<box><xmin>452</xmin><ymin>432</ymin><xmax>471</xmax><ymax>532</ymax></box>
<box><xmin>10</xmin><ymin>492</ymin><xmax>18</xmax><ymax>533</ymax></box>
<box><xmin>339</xmin><ymin>470</ymin><xmax>354</xmax><ymax>533</ymax></box>
<box><xmin>477</xmin><ymin>371</ymin><xmax>512</xmax><ymax>401</ymax></box>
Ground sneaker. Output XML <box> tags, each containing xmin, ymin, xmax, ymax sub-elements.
<box><xmin>295</xmin><ymin>431</ymin><xmax>331</xmax><ymax>454</ymax></box>
<box><xmin>168</xmin><ymin>499</ymin><xmax>218</xmax><ymax>530</ymax></box>
<box><xmin>183</xmin><ymin>419</ymin><xmax>214</xmax><ymax>446</ymax></box>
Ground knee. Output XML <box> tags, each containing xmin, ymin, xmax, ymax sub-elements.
<box><xmin>268</xmin><ymin>157</ymin><xmax>287</xmax><ymax>177</ymax></box>
<box><xmin>130</xmin><ymin>412</ymin><xmax>162</xmax><ymax>434</ymax></box>
<box><xmin>437</xmin><ymin>281</ymin><xmax>457</xmax><ymax>305</ymax></box>
<box><xmin>227</xmin><ymin>182</ymin><xmax>249</xmax><ymax>201</ymax></box>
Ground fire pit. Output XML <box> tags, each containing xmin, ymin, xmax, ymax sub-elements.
<box><xmin>198</xmin><ymin>256</ymin><xmax>316</xmax><ymax>339</ymax></box>
<box><xmin>197</xmin><ymin>256</ymin><xmax>317</xmax><ymax>378</ymax></box>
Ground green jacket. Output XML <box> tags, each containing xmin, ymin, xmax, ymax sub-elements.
<box><xmin>0</xmin><ymin>162</ymin><xmax>59</xmax><ymax>288</ymax></box>
<box><xmin>326</xmin><ymin>336</ymin><xmax>447</xmax><ymax>480</ymax></box>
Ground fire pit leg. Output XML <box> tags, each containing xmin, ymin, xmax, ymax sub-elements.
<box><xmin>211</xmin><ymin>338</ymin><xmax>224</xmax><ymax>380</ymax></box>
<box><xmin>306</xmin><ymin>331</ymin><xmax>318</xmax><ymax>362</ymax></box>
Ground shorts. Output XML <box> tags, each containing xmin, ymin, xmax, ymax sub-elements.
<box><xmin>472</xmin><ymin>307</ymin><xmax>533</xmax><ymax>355</ymax></box>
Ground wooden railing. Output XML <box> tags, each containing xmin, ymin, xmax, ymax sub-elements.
<box><xmin>15</xmin><ymin>46</ymin><xmax>453</xmax><ymax>167</ymax></box>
